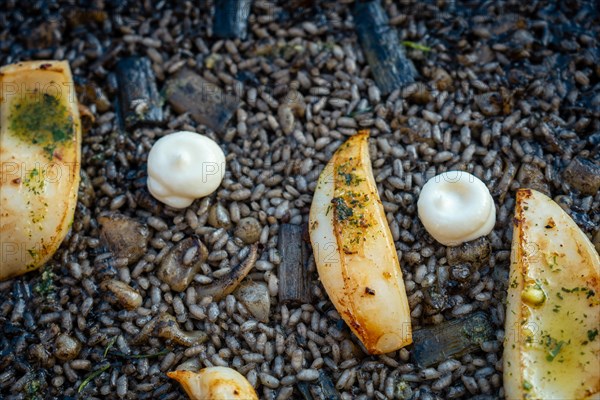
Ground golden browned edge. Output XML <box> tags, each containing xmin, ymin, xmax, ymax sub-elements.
<box><xmin>512</xmin><ymin>188</ymin><xmax>530</xmax><ymax>399</ymax></box>
<box><xmin>167</xmin><ymin>370</ymin><xmax>193</xmax><ymax>381</ymax></box>
<box><xmin>0</xmin><ymin>60</ymin><xmax>66</xmax><ymax>77</ymax></box>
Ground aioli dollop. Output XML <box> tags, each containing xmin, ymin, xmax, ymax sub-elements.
<box><xmin>147</xmin><ymin>131</ymin><xmax>225</xmax><ymax>208</ymax></box>
<box><xmin>417</xmin><ymin>171</ymin><xmax>495</xmax><ymax>246</ymax></box>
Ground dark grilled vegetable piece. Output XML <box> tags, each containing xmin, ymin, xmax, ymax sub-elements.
<box><xmin>411</xmin><ymin>312</ymin><xmax>494</xmax><ymax>368</ymax></box>
<box><xmin>353</xmin><ymin>0</ymin><xmax>417</xmax><ymax>94</ymax></box>
<box><xmin>196</xmin><ymin>244</ymin><xmax>260</xmax><ymax>301</ymax></box>
<box><xmin>165</xmin><ymin>68</ymin><xmax>239</xmax><ymax>133</ymax></box>
<box><xmin>115</xmin><ymin>57</ymin><xmax>163</xmax><ymax>129</ymax></box>
<box><xmin>98</xmin><ymin>213</ymin><xmax>151</xmax><ymax>266</ymax></box>
<box><xmin>213</xmin><ymin>0</ymin><xmax>253</xmax><ymax>40</ymax></box>
<box><xmin>158</xmin><ymin>237</ymin><xmax>209</xmax><ymax>292</ymax></box>
<box><xmin>278</xmin><ymin>224</ymin><xmax>311</xmax><ymax>305</ymax></box>
<box><xmin>297</xmin><ymin>370</ymin><xmax>340</xmax><ymax>400</ymax></box>
<box><xmin>64</xmin><ymin>7</ymin><xmax>108</xmax><ymax>29</ymax></box>
<box><xmin>75</xmin><ymin>76</ymin><xmax>111</xmax><ymax>113</ymax></box>
<box><xmin>562</xmin><ymin>156</ymin><xmax>600</xmax><ymax>195</ymax></box>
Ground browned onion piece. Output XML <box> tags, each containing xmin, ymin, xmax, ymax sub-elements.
<box><xmin>196</xmin><ymin>244</ymin><xmax>260</xmax><ymax>301</ymax></box>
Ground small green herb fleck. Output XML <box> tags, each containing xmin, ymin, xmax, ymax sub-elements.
<box><xmin>546</xmin><ymin>253</ymin><xmax>560</xmax><ymax>271</ymax></box>
<box><xmin>23</xmin><ymin>168</ymin><xmax>45</xmax><ymax>196</ymax></box>
<box><xmin>33</xmin><ymin>266</ymin><xmax>55</xmax><ymax>297</ymax></box>
<box><xmin>25</xmin><ymin>379</ymin><xmax>42</xmax><ymax>400</ymax></box>
<box><xmin>525</xmin><ymin>335</ymin><xmax>534</xmax><ymax>344</ymax></box>
<box><xmin>523</xmin><ymin>380</ymin><xmax>532</xmax><ymax>391</ymax></box>
<box><xmin>78</xmin><ymin>363</ymin><xmax>111</xmax><ymax>393</ymax></box>
<box><xmin>401</xmin><ymin>41</ymin><xmax>432</xmax><ymax>52</ymax></box>
<box><xmin>546</xmin><ymin>340</ymin><xmax>565</xmax><ymax>362</ymax></box>
<box><xmin>104</xmin><ymin>336</ymin><xmax>118</xmax><ymax>358</ymax></box>
<box><xmin>588</xmin><ymin>329</ymin><xmax>598</xmax><ymax>342</ymax></box>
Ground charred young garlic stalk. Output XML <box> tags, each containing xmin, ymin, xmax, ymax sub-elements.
<box><xmin>168</xmin><ymin>367</ymin><xmax>258</xmax><ymax>400</ymax></box>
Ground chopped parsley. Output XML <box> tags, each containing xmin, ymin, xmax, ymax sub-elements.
<box><xmin>337</xmin><ymin>170</ymin><xmax>363</xmax><ymax>186</ymax></box>
<box><xmin>544</xmin><ymin>336</ymin><xmax>566</xmax><ymax>362</ymax></box>
<box><xmin>9</xmin><ymin>93</ymin><xmax>74</xmax><ymax>159</ymax></box>
<box><xmin>560</xmin><ymin>287</ymin><xmax>595</xmax><ymax>299</ymax></box>
<box><xmin>33</xmin><ymin>266</ymin><xmax>55</xmax><ymax>297</ymax></box>
<box><xmin>23</xmin><ymin>168</ymin><xmax>45</xmax><ymax>196</ymax></box>
<box><xmin>545</xmin><ymin>253</ymin><xmax>560</xmax><ymax>272</ymax></box>
<box><xmin>331</xmin><ymin>197</ymin><xmax>353</xmax><ymax>221</ymax></box>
